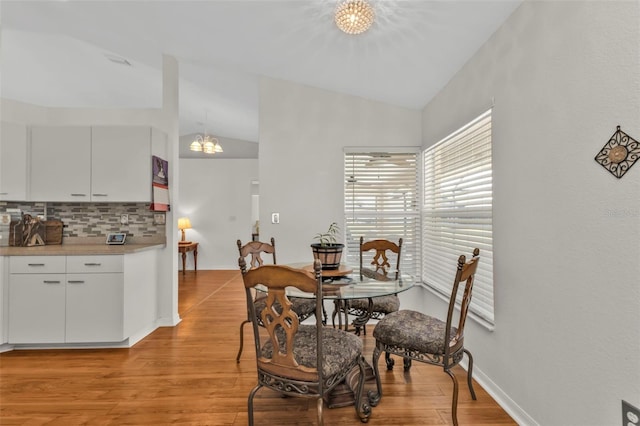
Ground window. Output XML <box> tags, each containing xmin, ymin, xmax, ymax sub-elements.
<box><xmin>344</xmin><ymin>150</ymin><xmax>420</xmax><ymax>276</ymax></box>
<box><xmin>422</xmin><ymin>110</ymin><xmax>494</xmax><ymax>326</ymax></box>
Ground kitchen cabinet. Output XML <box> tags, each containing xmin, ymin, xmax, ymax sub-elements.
<box><xmin>8</xmin><ymin>255</ymin><xmax>125</xmax><ymax>344</ymax></box>
<box><xmin>8</xmin><ymin>256</ymin><xmax>67</xmax><ymax>343</ymax></box>
<box><xmin>29</xmin><ymin>125</ymin><xmax>165</xmax><ymax>202</ymax></box>
<box><xmin>0</xmin><ymin>122</ymin><xmax>28</xmax><ymax>201</ymax></box>
<box><xmin>30</xmin><ymin>126</ymin><xmax>91</xmax><ymax>202</ymax></box>
<box><xmin>91</xmin><ymin>126</ymin><xmax>152</xmax><ymax>202</ymax></box>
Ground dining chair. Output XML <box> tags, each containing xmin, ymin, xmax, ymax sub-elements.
<box><xmin>240</xmin><ymin>259</ymin><xmax>372</xmax><ymax>425</ymax></box>
<box><xmin>370</xmin><ymin>248</ymin><xmax>480</xmax><ymax>426</ymax></box>
<box><xmin>236</xmin><ymin>237</ymin><xmax>316</xmax><ymax>362</ymax></box>
<box><xmin>333</xmin><ymin>237</ymin><xmax>403</xmax><ymax>335</ymax></box>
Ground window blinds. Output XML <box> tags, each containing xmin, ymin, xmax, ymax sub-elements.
<box><xmin>344</xmin><ymin>151</ymin><xmax>420</xmax><ymax>277</ymax></box>
<box><xmin>422</xmin><ymin>110</ymin><xmax>495</xmax><ymax>325</ymax></box>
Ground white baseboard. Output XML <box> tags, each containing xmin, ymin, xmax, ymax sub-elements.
<box><xmin>460</xmin><ymin>359</ymin><xmax>538</xmax><ymax>426</ymax></box>
<box><xmin>0</xmin><ymin>343</ymin><xmax>14</xmax><ymax>353</ymax></box>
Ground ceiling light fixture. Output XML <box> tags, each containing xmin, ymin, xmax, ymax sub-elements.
<box><xmin>335</xmin><ymin>0</ymin><xmax>375</xmax><ymax>35</ymax></box>
<box><xmin>190</xmin><ymin>111</ymin><xmax>223</xmax><ymax>155</ymax></box>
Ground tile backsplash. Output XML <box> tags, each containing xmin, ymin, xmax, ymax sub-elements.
<box><xmin>0</xmin><ymin>202</ymin><xmax>166</xmax><ymax>239</ymax></box>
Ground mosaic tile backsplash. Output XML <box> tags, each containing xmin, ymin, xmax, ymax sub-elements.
<box><xmin>0</xmin><ymin>202</ymin><xmax>166</xmax><ymax>239</ymax></box>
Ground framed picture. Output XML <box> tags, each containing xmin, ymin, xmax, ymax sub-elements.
<box><xmin>106</xmin><ymin>233</ymin><xmax>127</xmax><ymax>245</ymax></box>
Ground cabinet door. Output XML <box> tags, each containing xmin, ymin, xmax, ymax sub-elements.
<box><xmin>65</xmin><ymin>273</ymin><xmax>124</xmax><ymax>343</ymax></box>
<box><xmin>8</xmin><ymin>274</ymin><xmax>66</xmax><ymax>343</ymax></box>
<box><xmin>0</xmin><ymin>122</ymin><xmax>28</xmax><ymax>201</ymax></box>
<box><xmin>30</xmin><ymin>126</ymin><xmax>91</xmax><ymax>201</ymax></box>
<box><xmin>91</xmin><ymin>126</ymin><xmax>151</xmax><ymax>202</ymax></box>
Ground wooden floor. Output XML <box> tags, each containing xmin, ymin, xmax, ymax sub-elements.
<box><xmin>1</xmin><ymin>270</ymin><xmax>516</xmax><ymax>425</ymax></box>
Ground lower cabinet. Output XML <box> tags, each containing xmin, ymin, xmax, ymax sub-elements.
<box><xmin>8</xmin><ymin>255</ymin><xmax>125</xmax><ymax>344</ymax></box>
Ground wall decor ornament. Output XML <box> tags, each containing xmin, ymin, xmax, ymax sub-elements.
<box><xmin>594</xmin><ymin>125</ymin><xmax>640</xmax><ymax>179</ymax></box>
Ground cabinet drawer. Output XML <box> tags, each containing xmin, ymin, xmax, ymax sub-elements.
<box><xmin>66</xmin><ymin>255</ymin><xmax>123</xmax><ymax>273</ymax></box>
<box><xmin>9</xmin><ymin>256</ymin><xmax>66</xmax><ymax>274</ymax></box>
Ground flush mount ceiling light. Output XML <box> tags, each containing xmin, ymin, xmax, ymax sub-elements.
<box><xmin>190</xmin><ymin>111</ymin><xmax>223</xmax><ymax>155</ymax></box>
<box><xmin>335</xmin><ymin>0</ymin><xmax>375</xmax><ymax>35</ymax></box>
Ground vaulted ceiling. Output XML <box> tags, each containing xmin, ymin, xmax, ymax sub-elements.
<box><xmin>1</xmin><ymin>0</ymin><xmax>522</xmax><ymax>156</ymax></box>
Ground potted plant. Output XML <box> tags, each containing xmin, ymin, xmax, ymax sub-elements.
<box><xmin>310</xmin><ymin>222</ymin><xmax>344</xmax><ymax>270</ymax></box>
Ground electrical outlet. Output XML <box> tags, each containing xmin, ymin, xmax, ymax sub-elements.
<box><xmin>271</xmin><ymin>212</ymin><xmax>280</xmax><ymax>224</ymax></box>
<box><xmin>120</xmin><ymin>214</ymin><xmax>129</xmax><ymax>225</ymax></box>
<box><xmin>623</xmin><ymin>400</ymin><xmax>640</xmax><ymax>426</ymax></box>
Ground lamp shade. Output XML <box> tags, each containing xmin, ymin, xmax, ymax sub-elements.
<box><xmin>178</xmin><ymin>217</ymin><xmax>192</xmax><ymax>230</ymax></box>
<box><xmin>178</xmin><ymin>217</ymin><xmax>192</xmax><ymax>243</ymax></box>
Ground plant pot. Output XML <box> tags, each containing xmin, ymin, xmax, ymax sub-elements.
<box><xmin>310</xmin><ymin>243</ymin><xmax>344</xmax><ymax>270</ymax></box>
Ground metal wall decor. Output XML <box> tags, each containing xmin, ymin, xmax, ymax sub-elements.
<box><xmin>595</xmin><ymin>125</ymin><xmax>640</xmax><ymax>179</ymax></box>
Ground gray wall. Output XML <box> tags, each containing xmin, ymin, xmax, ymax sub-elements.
<box><xmin>176</xmin><ymin>158</ymin><xmax>258</xmax><ymax>270</ymax></box>
<box><xmin>258</xmin><ymin>78</ymin><xmax>422</xmax><ymax>265</ymax></box>
<box><xmin>421</xmin><ymin>1</ymin><xmax>640</xmax><ymax>425</ymax></box>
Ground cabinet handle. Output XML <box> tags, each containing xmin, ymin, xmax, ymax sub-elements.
<box><xmin>28</xmin><ymin>263</ymin><xmax>46</xmax><ymax>267</ymax></box>
<box><xmin>84</xmin><ymin>263</ymin><xmax>102</xmax><ymax>266</ymax></box>
<box><xmin>92</xmin><ymin>194</ymin><xmax>108</xmax><ymax>197</ymax></box>
<box><xmin>43</xmin><ymin>280</ymin><xmax>61</xmax><ymax>284</ymax></box>
<box><xmin>67</xmin><ymin>280</ymin><xmax>85</xmax><ymax>284</ymax></box>
<box><xmin>71</xmin><ymin>193</ymin><xmax>87</xmax><ymax>197</ymax></box>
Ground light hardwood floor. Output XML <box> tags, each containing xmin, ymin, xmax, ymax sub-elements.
<box><xmin>0</xmin><ymin>270</ymin><xmax>516</xmax><ymax>425</ymax></box>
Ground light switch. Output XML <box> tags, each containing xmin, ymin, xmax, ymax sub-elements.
<box><xmin>271</xmin><ymin>213</ymin><xmax>280</xmax><ymax>224</ymax></box>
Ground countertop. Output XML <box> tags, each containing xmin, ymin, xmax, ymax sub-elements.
<box><xmin>0</xmin><ymin>237</ymin><xmax>166</xmax><ymax>256</ymax></box>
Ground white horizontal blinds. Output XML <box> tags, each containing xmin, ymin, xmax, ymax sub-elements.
<box><xmin>422</xmin><ymin>110</ymin><xmax>494</xmax><ymax>324</ymax></box>
<box><xmin>345</xmin><ymin>152</ymin><xmax>420</xmax><ymax>276</ymax></box>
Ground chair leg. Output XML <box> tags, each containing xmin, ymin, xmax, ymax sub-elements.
<box><xmin>369</xmin><ymin>344</ymin><xmax>383</xmax><ymax>406</ymax></box>
<box><xmin>355</xmin><ymin>356</ymin><xmax>372</xmax><ymax>422</ymax></box>
<box><xmin>317</xmin><ymin>396</ymin><xmax>324</xmax><ymax>425</ymax></box>
<box><xmin>445</xmin><ymin>368</ymin><xmax>460</xmax><ymax>426</ymax></box>
<box><xmin>463</xmin><ymin>348</ymin><xmax>477</xmax><ymax>400</ymax></box>
<box><xmin>247</xmin><ymin>384</ymin><xmax>261</xmax><ymax>426</ymax></box>
<box><xmin>236</xmin><ymin>318</ymin><xmax>250</xmax><ymax>363</ymax></box>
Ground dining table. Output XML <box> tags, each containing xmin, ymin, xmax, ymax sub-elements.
<box><xmin>285</xmin><ymin>262</ymin><xmax>415</xmax><ymax>334</ymax></box>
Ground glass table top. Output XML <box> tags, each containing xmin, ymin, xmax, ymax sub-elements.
<box><xmin>255</xmin><ymin>263</ymin><xmax>416</xmax><ymax>300</ymax></box>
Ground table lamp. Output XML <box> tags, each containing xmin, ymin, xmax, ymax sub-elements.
<box><xmin>178</xmin><ymin>217</ymin><xmax>192</xmax><ymax>245</ymax></box>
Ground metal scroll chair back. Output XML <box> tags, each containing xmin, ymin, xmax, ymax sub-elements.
<box><xmin>240</xmin><ymin>260</ymin><xmax>371</xmax><ymax>425</ymax></box>
<box><xmin>359</xmin><ymin>237</ymin><xmax>403</xmax><ymax>280</ymax></box>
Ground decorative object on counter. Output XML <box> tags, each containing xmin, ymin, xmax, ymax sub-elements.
<box><xmin>17</xmin><ymin>214</ymin><xmax>45</xmax><ymax>246</ymax></box>
<box><xmin>106</xmin><ymin>233</ymin><xmax>127</xmax><ymax>245</ymax></box>
<box><xmin>311</xmin><ymin>222</ymin><xmax>345</xmax><ymax>270</ymax></box>
<box><xmin>8</xmin><ymin>217</ymin><xmax>63</xmax><ymax>246</ymax></box>
<box><xmin>151</xmin><ymin>155</ymin><xmax>170</xmax><ymax>211</ymax></box>
<box><xmin>595</xmin><ymin>125</ymin><xmax>640</xmax><ymax>179</ymax></box>
<box><xmin>178</xmin><ymin>217</ymin><xmax>192</xmax><ymax>245</ymax></box>
<box><xmin>45</xmin><ymin>220</ymin><xmax>63</xmax><ymax>245</ymax></box>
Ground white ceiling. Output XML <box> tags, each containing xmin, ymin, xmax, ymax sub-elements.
<box><xmin>1</xmin><ymin>0</ymin><xmax>522</xmax><ymax>154</ymax></box>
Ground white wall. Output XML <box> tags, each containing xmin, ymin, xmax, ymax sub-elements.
<box><xmin>259</xmin><ymin>78</ymin><xmax>422</xmax><ymax>264</ymax></box>
<box><xmin>421</xmin><ymin>1</ymin><xmax>640</xmax><ymax>425</ymax></box>
<box><xmin>177</xmin><ymin>158</ymin><xmax>258</xmax><ymax>269</ymax></box>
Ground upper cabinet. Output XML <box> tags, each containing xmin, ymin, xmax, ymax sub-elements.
<box><xmin>29</xmin><ymin>125</ymin><xmax>165</xmax><ymax>203</ymax></box>
<box><xmin>30</xmin><ymin>126</ymin><xmax>92</xmax><ymax>202</ymax></box>
<box><xmin>91</xmin><ymin>126</ymin><xmax>151</xmax><ymax>202</ymax></box>
<box><xmin>0</xmin><ymin>122</ymin><xmax>28</xmax><ymax>201</ymax></box>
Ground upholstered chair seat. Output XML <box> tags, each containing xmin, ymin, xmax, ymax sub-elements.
<box><xmin>373</xmin><ymin>310</ymin><xmax>457</xmax><ymax>355</ymax></box>
<box><xmin>263</xmin><ymin>325</ymin><xmax>363</xmax><ymax>379</ymax></box>
<box><xmin>347</xmin><ymin>294</ymin><xmax>400</xmax><ymax>315</ymax></box>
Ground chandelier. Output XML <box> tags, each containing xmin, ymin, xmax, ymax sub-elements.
<box><xmin>335</xmin><ymin>0</ymin><xmax>375</xmax><ymax>35</ymax></box>
<box><xmin>190</xmin><ymin>134</ymin><xmax>223</xmax><ymax>154</ymax></box>
<box><xmin>190</xmin><ymin>111</ymin><xmax>223</xmax><ymax>154</ymax></box>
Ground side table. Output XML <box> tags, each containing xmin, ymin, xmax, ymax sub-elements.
<box><xmin>178</xmin><ymin>242</ymin><xmax>198</xmax><ymax>275</ymax></box>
